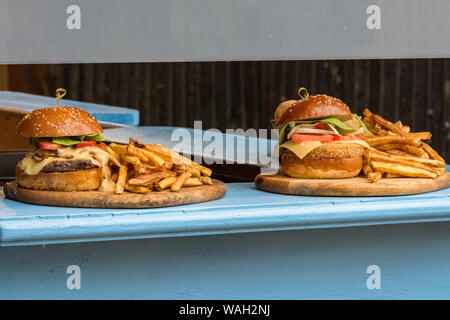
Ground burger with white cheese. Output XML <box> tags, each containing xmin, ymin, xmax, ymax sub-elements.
<box><xmin>15</xmin><ymin>106</ymin><xmax>119</xmax><ymax>191</ymax></box>
<box><xmin>272</xmin><ymin>92</ymin><xmax>371</xmax><ymax>179</ymax></box>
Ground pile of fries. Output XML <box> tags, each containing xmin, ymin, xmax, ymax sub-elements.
<box><xmin>361</xmin><ymin>109</ymin><xmax>446</xmax><ymax>182</ymax></box>
<box><xmin>104</xmin><ymin>138</ymin><xmax>212</xmax><ymax>194</ymax></box>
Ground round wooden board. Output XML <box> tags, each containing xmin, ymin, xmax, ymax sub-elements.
<box><xmin>4</xmin><ymin>179</ymin><xmax>226</xmax><ymax>208</ymax></box>
<box><xmin>255</xmin><ymin>172</ymin><xmax>450</xmax><ymax>197</ymax></box>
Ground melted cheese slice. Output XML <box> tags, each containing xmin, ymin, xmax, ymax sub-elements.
<box><xmin>280</xmin><ymin>140</ymin><xmax>323</xmax><ymax>159</ymax></box>
<box><xmin>19</xmin><ymin>156</ymin><xmax>61</xmax><ymax>175</ymax></box>
<box><xmin>280</xmin><ymin>140</ymin><xmax>371</xmax><ymax>159</ymax></box>
<box><xmin>17</xmin><ymin>146</ymin><xmax>117</xmax><ymax>176</ymax></box>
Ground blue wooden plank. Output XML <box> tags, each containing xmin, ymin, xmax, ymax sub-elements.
<box><xmin>0</xmin><ymin>91</ymin><xmax>139</xmax><ymax>126</ymax></box>
<box><xmin>2</xmin><ymin>222</ymin><xmax>450</xmax><ymax>299</ymax></box>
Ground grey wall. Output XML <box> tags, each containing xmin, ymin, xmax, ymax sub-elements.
<box><xmin>1</xmin><ymin>0</ymin><xmax>449</xmax><ymax>63</ymax></box>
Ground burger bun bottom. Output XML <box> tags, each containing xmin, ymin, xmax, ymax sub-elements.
<box><xmin>281</xmin><ymin>143</ymin><xmax>364</xmax><ymax>179</ymax></box>
<box><xmin>16</xmin><ymin>167</ymin><xmax>101</xmax><ymax>191</ymax></box>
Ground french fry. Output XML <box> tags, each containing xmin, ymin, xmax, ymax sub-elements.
<box><xmin>124</xmin><ymin>184</ymin><xmax>151</xmax><ymax>194</ymax></box>
<box><xmin>183</xmin><ymin>177</ymin><xmax>203</xmax><ymax>187</ymax></box>
<box><xmin>386</xmin><ymin>149</ymin><xmax>414</xmax><ymax>157</ymax></box>
<box><xmin>195</xmin><ymin>165</ymin><xmax>212</xmax><ymax>177</ymax></box>
<box><xmin>421</xmin><ymin>142</ymin><xmax>446</xmax><ymax>164</ymax></box>
<box><xmin>172</xmin><ymin>163</ymin><xmax>190</xmax><ymax>172</ymax></box>
<box><xmin>191</xmin><ymin>168</ymin><xmax>202</xmax><ymax>179</ymax></box>
<box><xmin>367</xmin><ymin>170</ymin><xmax>383</xmax><ymax>183</ymax></box>
<box><xmin>171</xmin><ymin>171</ymin><xmax>192</xmax><ymax>192</ymax></box>
<box><xmin>369</xmin><ymin>150</ymin><xmax>444</xmax><ymax>173</ymax></box>
<box><xmin>377</xmin><ymin>144</ymin><xmax>406</xmax><ymax>151</ymax></box>
<box><xmin>120</xmin><ymin>154</ymin><xmax>140</xmax><ymax>166</ymax></box>
<box><xmin>384</xmin><ymin>172</ymin><xmax>403</xmax><ymax>178</ymax></box>
<box><xmin>115</xmin><ymin>165</ymin><xmax>128</xmax><ymax>194</ymax></box>
<box><xmin>362</xmin><ymin>163</ymin><xmax>373</xmax><ymax>176</ymax></box>
<box><xmin>370</xmin><ymin>149</ymin><xmax>445</xmax><ymax>169</ymax></box>
<box><xmin>162</xmin><ymin>170</ymin><xmax>177</xmax><ymax>178</ymax></box>
<box><xmin>363</xmin><ymin>135</ymin><xmax>421</xmax><ymax>147</ymax></box>
<box><xmin>155</xmin><ymin>177</ymin><xmax>177</xmax><ymax>191</ymax></box>
<box><xmin>138</xmin><ymin>164</ymin><xmax>163</xmax><ymax>174</ymax></box>
<box><xmin>401</xmin><ymin>126</ymin><xmax>411</xmax><ymax>134</ymax></box>
<box><xmin>109</xmin><ymin>143</ymin><xmax>128</xmax><ymax>154</ymax></box>
<box><xmin>144</xmin><ymin>144</ymin><xmax>177</xmax><ymax>162</ymax></box>
<box><xmin>130</xmin><ymin>139</ymin><xmax>171</xmax><ymax>169</ymax></box>
<box><xmin>371</xmin><ymin>160</ymin><xmax>437</xmax><ymax>179</ymax></box>
<box><xmin>363</xmin><ymin>120</ymin><xmax>385</xmax><ymax>136</ymax></box>
<box><xmin>127</xmin><ymin>171</ymin><xmax>166</xmax><ymax>186</ymax></box>
<box><xmin>398</xmin><ymin>145</ymin><xmax>428</xmax><ymax>158</ymax></box>
<box><xmin>363</xmin><ymin>108</ymin><xmax>374</xmax><ymax>119</ymax></box>
<box><xmin>408</xmin><ymin>132</ymin><xmax>432</xmax><ymax>140</ymax></box>
<box><xmin>163</xmin><ymin>161</ymin><xmax>173</xmax><ymax>170</ymax></box>
<box><xmin>127</xmin><ymin>143</ymin><xmax>150</xmax><ymax>162</ymax></box>
<box><xmin>139</xmin><ymin>148</ymin><xmax>166</xmax><ymax>167</ymax></box>
<box><xmin>129</xmin><ymin>138</ymin><xmax>147</xmax><ymax>148</ymax></box>
<box><xmin>199</xmin><ymin>176</ymin><xmax>213</xmax><ymax>185</ymax></box>
<box><xmin>371</xmin><ymin>113</ymin><xmax>406</xmax><ymax>136</ymax></box>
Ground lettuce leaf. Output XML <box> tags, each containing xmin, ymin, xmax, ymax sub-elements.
<box><xmin>28</xmin><ymin>134</ymin><xmax>105</xmax><ymax>147</ymax></box>
<box><xmin>52</xmin><ymin>133</ymin><xmax>105</xmax><ymax>146</ymax></box>
<box><xmin>278</xmin><ymin>117</ymin><xmax>358</xmax><ymax>145</ymax></box>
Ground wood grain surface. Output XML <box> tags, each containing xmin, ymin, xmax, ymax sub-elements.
<box><xmin>4</xmin><ymin>179</ymin><xmax>226</xmax><ymax>208</ymax></box>
<box><xmin>255</xmin><ymin>172</ymin><xmax>450</xmax><ymax>197</ymax></box>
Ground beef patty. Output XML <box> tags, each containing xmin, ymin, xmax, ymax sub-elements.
<box><xmin>41</xmin><ymin>159</ymin><xmax>98</xmax><ymax>173</ymax></box>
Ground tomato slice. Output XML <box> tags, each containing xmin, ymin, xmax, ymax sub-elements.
<box><xmin>291</xmin><ymin>133</ymin><xmax>334</xmax><ymax>143</ymax></box>
<box><xmin>76</xmin><ymin>140</ymin><xmax>97</xmax><ymax>148</ymax></box>
<box><xmin>333</xmin><ymin>134</ymin><xmax>361</xmax><ymax>141</ymax></box>
<box><xmin>39</xmin><ymin>141</ymin><xmax>58</xmax><ymax>150</ymax></box>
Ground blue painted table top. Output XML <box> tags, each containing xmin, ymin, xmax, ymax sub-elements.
<box><xmin>1</xmin><ymin>167</ymin><xmax>450</xmax><ymax>246</ymax></box>
<box><xmin>0</xmin><ymin>91</ymin><xmax>139</xmax><ymax>126</ymax></box>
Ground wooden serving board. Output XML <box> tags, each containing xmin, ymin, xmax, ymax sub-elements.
<box><xmin>4</xmin><ymin>179</ymin><xmax>226</xmax><ymax>209</ymax></box>
<box><xmin>255</xmin><ymin>172</ymin><xmax>450</xmax><ymax>197</ymax></box>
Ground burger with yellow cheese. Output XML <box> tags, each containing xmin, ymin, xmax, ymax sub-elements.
<box><xmin>272</xmin><ymin>90</ymin><xmax>372</xmax><ymax>179</ymax></box>
<box><xmin>15</xmin><ymin>106</ymin><xmax>119</xmax><ymax>191</ymax></box>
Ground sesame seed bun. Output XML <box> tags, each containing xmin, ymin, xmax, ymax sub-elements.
<box><xmin>16</xmin><ymin>106</ymin><xmax>103</xmax><ymax>137</ymax></box>
<box><xmin>272</xmin><ymin>94</ymin><xmax>352</xmax><ymax>127</ymax></box>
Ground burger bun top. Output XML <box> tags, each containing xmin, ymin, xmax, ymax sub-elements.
<box><xmin>16</xmin><ymin>106</ymin><xmax>103</xmax><ymax>137</ymax></box>
<box><xmin>272</xmin><ymin>94</ymin><xmax>353</xmax><ymax>127</ymax></box>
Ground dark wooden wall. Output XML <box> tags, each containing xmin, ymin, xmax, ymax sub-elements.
<box><xmin>41</xmin><ymin>59</ymin><xmax>450</xmax><ymax>161</ymax></box>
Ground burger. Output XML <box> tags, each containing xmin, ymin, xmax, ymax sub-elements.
<box><xmin>15</xmin><ymin>106</ymin><xmax>119</xmax><ymax>191</ymax></box>
<box><xmin>272</xmin><ymin>93</ymin><xmax>371</xmax><ymax>179</ymax></box>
